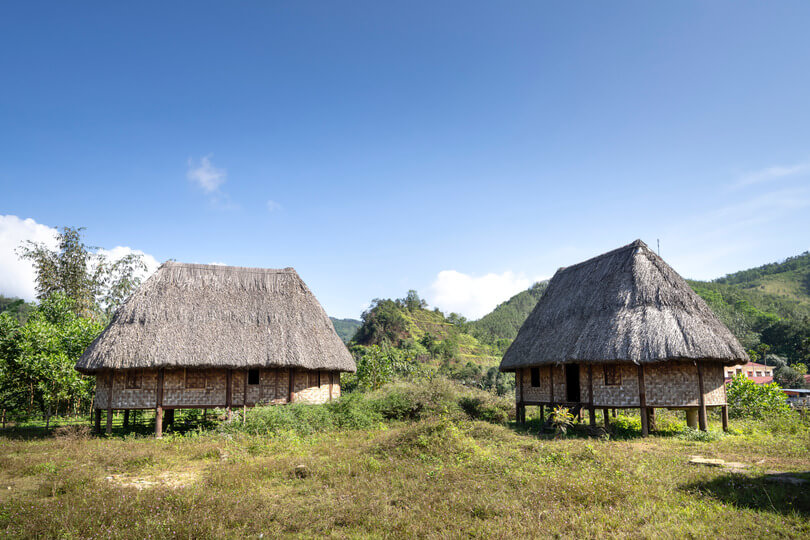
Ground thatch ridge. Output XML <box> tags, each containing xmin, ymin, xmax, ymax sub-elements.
<box><xmin>76</xmin><ymin>262</ymin><xmax>356</xmax><ymax>373</ymax></box>
<box><xmin>500</xmin><ymin>240</ymin><xmax>748</xmax><ymax>371</ymax></box>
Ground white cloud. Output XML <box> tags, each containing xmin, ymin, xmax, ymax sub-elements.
<box><xmin>208</xmin><ymin>261</ymin><xmax>228</xmax><ymax>266</ymax></box>
<box><xmin>0</xmin><ymin>215</ymin><xmax>58</xmax><ymax>300</ymax></box>
<box><xmin>428</xmin><ymin>270</ymin><xmax>544</xmax><ymax>320</ymax></box>
<box><xmin>734</xmin><ymin>162</ymin><xmax>810</xmax><ymax>189</ymax></box>
<box><xmin>187</xmin><ymin>155</ymin><xmax>226</xmax><ymax>193</ymax></box>
<box><xmin>266</xmin><ymin>199</ymin><xmax>281</xmax><ymax>212</ymax></box>
<box><xmin>0</xmin><ymin>215</ymin><xmax>160</xmax><ymax>302</ymax></box>
<box><xmin>96</xmin><ymin>246</ymin><xmax>161</xmax><ymax>281</ymax></box>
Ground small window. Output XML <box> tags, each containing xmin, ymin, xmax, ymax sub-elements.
<box><xmin>126</xmin><ymin>370</ymin><xmax>141</xmax><ymax>389</ymax></box>
<box><xmin>185</xmin><ymin>370</ymin><xmax>206</xmax><ymax>389</ymax></box>
<box><xmin>530</xmin><ymin>367</ymin><xmax>540</xmax><ymax>387</ymax></box>
<box><xmin>248</xmin><ymin>369</ymin><xmax>260</xmax><ymax>385</ymax></box>
<box><xmin>604</xmin><ymin>365</ymin><xmax>621</xmax><ymax>386</ymax></box>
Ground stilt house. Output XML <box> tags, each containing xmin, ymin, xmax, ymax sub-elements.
<box><xmin>75</xmin><ymin>262</ymin><xmax>356</xmax><ymax>436</ymax></box>
<box><xmin>499</xmin><ymin>240</ymin><xmax>748</xmax><ymax>435</ymax></box>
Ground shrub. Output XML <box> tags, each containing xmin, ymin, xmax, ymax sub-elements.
<box><xmin>726</xmin><ymin>374</ymin><xmax>791</xmax><ymax>419</ymax></box>
<box><xmin>550</xmin><ymin>406</ymin><xmax>574</xmax><ymax>437</ymax></box>
<box><xmin>610</xmin><ymin>414</ymin><xmax>641</xmax><ymax>437</ymax></box>
<box><xmin>458</xmin><ymin>395</ymin><xmax>510</xmax><ymax>424</ymax></box>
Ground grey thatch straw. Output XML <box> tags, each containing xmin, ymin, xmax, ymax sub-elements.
<box><xmin>76</xmin><ymin>262</ymin><xmax>356</xmax><ymax>373</ymax></box>
<box><xmin>500</xmin><ymin>240</ymin><xmax>748</xmax><ymax>371</ymax></box>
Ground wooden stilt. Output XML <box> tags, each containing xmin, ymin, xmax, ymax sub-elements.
<box><xmin>721</xmin><ymin>405</ymin><xmax>729</xmax><ymax>432</ymax></box>
<box><xmin>539</xmin><ymin>404</ymin><xmax>544</xmax><ymax>423</ymax></box>
<box><xmin>225</xmin><ymin>369</ymin><xmax>233</xmax><ymax>420</ymax></box>
<box><xmin>647</xmin><ymin>408</ymin><xmax>656</xmax><ymax>432</ymax></box>
<box><xmin>696</xmin><ymin>362</ymin><xmax>707</xmax><ymax>431</ymax></box>
<box><xmin>288</xmin><ymin>368</ymin><xmax>295</xmax><ymax>404</ymax></box>
<box><xmin>638</xmin><ymin>364</ymin><xmax>649</xmax><ymax>437</ymax></box>
<box><xmin>155</xmin><ymin>368</ymin><xmax>164</xmax><ymax>438</ymax></box>
<box><xmin>94</xmin><ymin>408</ymin><xmax>101</xmax><ymax>434</ymax></box>
<box><xmin>106</xmin><ymin>371</ymin><xmax>114</xmax><ymax>435</ymax></box>
<box><xmin>328</xmin><ymin>371</ymin><xmax>334</xmax><ymax>401</ymax></box>
<box><xmin>517</xmin><ymin>369</ymin><xmax>524</xmax><ymax>424</ymax></box>
<box><xmin>603</xmin><ymin>407</ymin><xmax>610</xmax><ymax>429</ymax></box>
<box><xmin>123</xmin><ymin>409</ymin><xmax>130</xmax><ymax>428</ymax></box>
<box><xmin>588</xmin><ymin>365</ymin><xmax>595</xmax><ymax>425</ymax></box>
<box><xmin>243</xmin><ymin>368</ymin><xmax>248</xmax><ymax>424</ymax></box>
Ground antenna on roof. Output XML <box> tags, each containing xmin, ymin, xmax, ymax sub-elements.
<box><xmin>657</xmin><ymin>239</ymin><xmax>660</xmax><ymax>256</ymax></box>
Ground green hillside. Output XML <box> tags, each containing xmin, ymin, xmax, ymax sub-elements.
<box><xmin>330</xmin><ymin>317</ymin><xmax>362</xmax><ymax>344</ymax></box>
<box><xmin>348</xmin><ymin>291</ymin><xmax>510</xmax><ymax>394</ymax></box>
<box><xmin>469</xmin><ymin>281</ymin><xmax>548</xmax><ymax>345</ymax></box>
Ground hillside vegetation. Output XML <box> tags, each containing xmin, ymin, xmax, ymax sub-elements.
<box><xmin>329</xmin><ymin>317</ymin><xmax>362</xmax><ymax>344</ymax></box>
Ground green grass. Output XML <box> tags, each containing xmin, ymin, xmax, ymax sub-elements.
<box><xmin>2</xmin><ymin>383</ymin><xmax>809</xmax><ymax>538</ymax></box>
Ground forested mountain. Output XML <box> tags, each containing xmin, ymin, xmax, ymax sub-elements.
<box><xmin>468</xmin><ymin>281</ymin><xmax>548</xmax><ymax>345</ymax></box>
<box><xmin>330</xmin><ymin>317</ymin><xmax>362</xmax><ymax>344</ymax></box>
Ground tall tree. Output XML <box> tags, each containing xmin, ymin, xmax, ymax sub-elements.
<box><xmin>17</xmin><ymin>226</ymin><xmax>147</xmax><ymax>318</ymax></box>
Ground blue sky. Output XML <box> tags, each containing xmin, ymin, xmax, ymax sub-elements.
<box><xmin>1</xmin><ymin>1</ymin><xmax>809</xmax><ymax>319</ymax></box>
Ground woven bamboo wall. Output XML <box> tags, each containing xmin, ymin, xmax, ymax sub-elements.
<box><xmin>517</xmin><ymin>361</ymin><xmax>727</xmax><ymax>407</ymax></box>
<box><xmin>95</xmin><ymin>368</ymin><xmax>340</xmax><ymax>409</ymax></box>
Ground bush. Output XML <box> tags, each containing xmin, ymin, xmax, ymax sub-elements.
<box><xmin>227</xmin><ymin>395</ymin><xmax>382</xmax><ymax>437</ymax></box>
<box><xmin>610</xmin><ymin>414</ymin><xmax>641</xmax><ymax>437</ymax></box>
<box><xmin>457</xmin><ymin>395</ymin><xmax>510</xmax><ymax>424</ymax></box>
<box><xmin>726</xmin><ymin>374</ymin><xmax>791</xmax><ymax>419</ymax></box>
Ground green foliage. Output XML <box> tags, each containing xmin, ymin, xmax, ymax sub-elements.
<box><xmin>16</xmin><ymin>226</ymin><xmax>146</xmax><ymax>318</ymax></box>
<box><xmin>714</xmin><ymin>251</ymin><xmax>810</xmax><ymax>287</ymax></box>
<box><xmin>0</xmin><ymin>293</ymin><xmax>103</xmax><ymax>423</ymax></box>
<box><xmin>224</xmin><ymin>394</ymin><xmax>383</xmax><ymax>437</ymax></box>
<box><xmin>726</xmin><ymin>374</ymin><xmax>791</xmax><ymax>419</ymax></box>
<box><xmin>354</xmin><ymin>298</ymin><xmax>409</xmax><ymax>345</ymax></box>
<box><xmin>343</xmin><ymin>344</ymin><xmax>424</xmax><ymax>392</ymax></box>
<box><xmin>0</xmin><ymin>295</ymin><xmax>36</xmax><ymax>324</ymax></box>
<box><xmin>329</xmin><ymin>317</ymin><xmax>362</xmax><ymax>344</ymax></box>
<box><xmin>550</xmin><ymin>406</ymin><xmax>575</xmax><ymax>437</ymax></box>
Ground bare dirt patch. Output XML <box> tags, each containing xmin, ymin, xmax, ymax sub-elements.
<box><xmin>105</xmin><ymin>469</ymin><xmax>200</xmax><ymax>490</ymax></box>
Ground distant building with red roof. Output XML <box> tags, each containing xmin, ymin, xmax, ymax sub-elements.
<box><xmin>725</xmin><ymin>362</ymin><xmax>774</xmax><ymax>384</ymax></box>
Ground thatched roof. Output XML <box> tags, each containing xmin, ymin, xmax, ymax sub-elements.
<box><xmin>500</xmin><ymin>240</ymin><xmax>748</xmax><ymax>371</ymax></box>
<box><xmin>76</xmin><ymin>262</ymin><xmax>356</xmax><ymax>373</ymax></box>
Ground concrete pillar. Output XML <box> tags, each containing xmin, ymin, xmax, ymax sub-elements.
<box><xmin>685</xmin><ymin>408</ymin><xmax>698</xmax><ymax>429</ymax></box>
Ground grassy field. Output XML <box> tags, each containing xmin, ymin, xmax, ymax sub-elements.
<box><xmin>1</xmin><ymin>385</ymin><xmax>809</xmax><ymax>538</ymax></box>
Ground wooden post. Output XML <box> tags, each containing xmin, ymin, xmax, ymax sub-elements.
<box><xmin>155</xmin><ymin>368</ymin><xmax>164</xmax><ymax>438</ymax></box>
<box><xmin>549</xmin><ymin>365</ymin><xmax>555</xmax><ymax>405</ymax></box>
<box><xmin>288</xmin><ymin>368</ymin><xmax>295</xmax><ymax>403</ymax></box>
<box><xmin>638</xmin><ymin>364</ymin><xmax>648</xmax><ymax>437</ymax></box>
<box><xmin>721</xmin><ymin>405</ymin><xmax>729</xmax><ymax>432</ymax></box>
<box><xmin>226</xmin><ymin>369</ymin><xmax>233</xmax><ymax>420</ymax></box>
<box><xmin>603</xmin><ymin>407</ymin><xmax>610</xmax><ymax>429</ymax></box>
<box><xmin>242</xmin><ymin>368</ymin><xmax>248</xmax><ymax>424</ymax></box>
<box><xmin>517</xmin><ymin>369</ymin><xmax>523</xmax><ymax>424</ymax></box>
<box><xmin>588</xmin><ymin>365</ymin><xmax>596</xmax><ymax>426</ymax></box>
<box><xmin>539</xmin><ymin>404</ymin><xmax>544</xmax><ymax>423</ymax></box>
<box><xmin>328</xmin><ymin>371</ymin><xmax>334</xmax><ymax>401</ymax></box>
<box><xmin>106</xmin><ymin>371</ymin><xmax>114</xmax><ymax>435</ymax></box>
<box><xmin>94</xmin><ymin>408</ymin><xmax>101</xmax><ymax>434</ymax></box>
<box><xmin>696</xmin><ymin>362</ymin><xmax>707</xmax><ymax>432</ymax></box>
<box><xmin>647</xmin><ymin>408</ymin><xmax>656</xmax><ymax>432</ymax></box>
<box><xmin>123</xmin><ymin>409</ymin><xmax>130</xmax><ymax>428</ymax></box>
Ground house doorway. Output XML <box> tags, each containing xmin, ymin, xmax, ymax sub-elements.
<box><xmin>565</xmin><ymin>364</ymin><xmax>580</xmax><ymax>403</ymax></box>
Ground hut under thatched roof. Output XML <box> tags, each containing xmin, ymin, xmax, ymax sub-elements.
<box><xmin>500</xmin><ymin>240</ymin><xmax>748</xmax><ymax>435</ymax></box>
<box><xmin>77</xmin><ymin>262</ymin><xmax>356</xmax><ymax>436</ymax></box>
